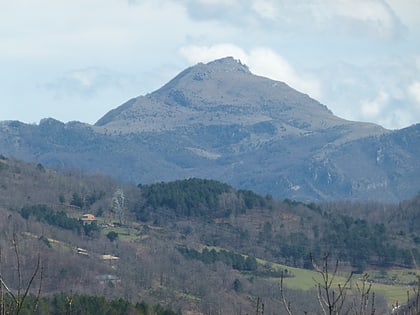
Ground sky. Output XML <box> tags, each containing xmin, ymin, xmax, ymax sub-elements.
<box><xmin>1</xmin><ymin>0</ymin><xmax>420</xmax><ymax>130</ymax></box>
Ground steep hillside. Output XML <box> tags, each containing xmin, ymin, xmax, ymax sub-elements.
<box><xmin>0</xmin><ymin>57</ymin><xmax>419</xmax><ymax>202</ymax></box>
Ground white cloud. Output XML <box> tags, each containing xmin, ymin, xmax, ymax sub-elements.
<box><xmin>333</xmin><ymin>0</ymin><xmax>393</xmax><ymax>25</ymax></box>
<box><xmin>251</xmin><ymin>0</ymin><xmax>279</xmax><ymax>20</ymax></box>
<box><xmin>356</xmin><ymin>83</ymin><xmax>420</xmax><ymax>129</ymax></box>
<box><xmin>46</xmin><ymin>68</ymin><xmax>132</xmax><ymax>98</ymax></box>
<box><xmin>179</xmin><ymin>44</ymin><xmax>248</xmax><ymax>64</ymax></box>
<box><xmin>0</xmin><ymin>0</ymin><xmax>191</xmax><ymax>62</ymax></box>
<box><xmin>386</xmin><ymin>0</ymin><xmax>420</xmax><ymax>31</ymax></box>
<box><xmin>314</xmin><ymin>54</ymin><xmax>420</xmax><ymax>129</ymax></box>
<box><xmin>247</xmin><ymin>48</ymin><xmax>322</xmax><ymax>99</ymax></box>
<box><xmin>408</xmin><ymin>81</ymin><xmax>420</xmax><ymax>110</ymax></box>
<box><xmin>359</xmin><ymin>91</ymin><xmax>413</xmax><ymax>129</ymax></box>
<box><xmin>69</xmin><ymin>70</ymin><xmax>97</xmax><ymax>89</ymax></box>
<box><xmin>361</xmin><ymin>91</ymin><xmax>389</xmax><ymax>118</ymax></box>
<box><xmin>180</xmin><ymin>44</ymin><xmax>321</xmax><ymax>99</ymax></box>
<box><xmin>307</xmin><ymin>0</ymin><xmax>404</xmax><ymax>40</ymax></box>
<box><xmin>194</xmin><ymin>0</ymin><xmax>239</xmax><ymax>5</ymax></box>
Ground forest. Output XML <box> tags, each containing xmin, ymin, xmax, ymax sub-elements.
<box><xmin>0</xmin><ymin>155</ymin><xmax>419</xmax><ymax>314</ymax></box>
<box><xmin>137</xmin><ymin>178</ymin><xmax>418</xmax><ymax>271</ymax></box>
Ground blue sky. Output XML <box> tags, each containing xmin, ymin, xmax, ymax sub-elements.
<box><xmin>1</xmin><ymin>0</ymin><xmax>419</xmax><ymax>129</ymax></box>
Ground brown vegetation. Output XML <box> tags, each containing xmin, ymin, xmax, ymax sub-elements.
<box><xmin>0</xmin><ymin>157</ymin><xmax>419</xmax><ymax>314</ymax></box>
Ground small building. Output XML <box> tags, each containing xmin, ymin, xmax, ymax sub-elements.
<box><xmin>76</xmin><ymin>248</ymin><xmax>88</xmax><ymax>256</ymax></box>
<box><xmin>101</xmin><ymin>254</ymin><xmax>120</xmax><ymax>261</ymax></box>
<box><xmin>80</xmin><ymin>213</ymin><xmax>96</xmax><ymax>224</ymax></box>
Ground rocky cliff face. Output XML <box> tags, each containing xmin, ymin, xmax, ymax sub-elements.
<box><xmin>1</xmin><ymin>57</ymin><xmax>418</xmax><ymax>202</ymax></box>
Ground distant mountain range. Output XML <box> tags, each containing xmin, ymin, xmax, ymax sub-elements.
<box><xmin>1</xmin><ymin>57</ymin><xmax>419</xmax><ymax>202</ymax></box>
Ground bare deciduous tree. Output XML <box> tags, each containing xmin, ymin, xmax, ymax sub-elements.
<box><xmin>112</xmin><ymin>188</ymin><xmax>125</xmax><ymax>225</ymax></box>
<box><xmin>312</xmin><ymin>253</ymin><xmax>353</xmax><ymax>315</ymax></box>
<box><xmin>0</xmin><ymin>234</ymin><xmax>43</xmax><ymax>315</ymax></box>
<box><xmin>350</xmin><ymin>273</ymin><xmax>375</xmax><ymax>315</ymax></box>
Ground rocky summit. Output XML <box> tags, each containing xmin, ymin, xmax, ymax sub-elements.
<box><xmin>1</xmin><ymin>57</ymin><xmax>419</xmax><ymax>202</ymax></box>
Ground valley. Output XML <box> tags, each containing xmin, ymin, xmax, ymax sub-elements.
<box><xmin>0</xmin><ymin>156</ymin><xmax>418</xmax><ymax>314</ymax></box>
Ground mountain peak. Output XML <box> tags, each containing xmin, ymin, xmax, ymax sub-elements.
<box><xmin>156</xmin><ymin>57</ymin><xmax>251</xmax><ymax>91</ymax></box>
<box><xmin>95</xmin><ymin>57</ymin><xmax>384</xmax><ymax>141</ymax></box>
<box><xmin>201</xmin><ymin>57</ymin><xmax>251</xmax><ymax>74</ymax></box>
<box><xmin>96</xmin><ymin>56</ymin><xmax>339</xmax><ymax>132</ymax></box>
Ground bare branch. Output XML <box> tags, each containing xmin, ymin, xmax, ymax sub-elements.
<box><xmin>0</xmin><ymin>246</ymin><xmax>18</xmax><ymax>306</ymax></box>
<box><xmin>33</xmin><ymin>262</ymin><xmax>44</xmax><ymax>313</ymax></box>
<box><xmin>312</xmin><ymin>253</ymin><xmax>354</xmax><ymax>315</ymax></box>
<box><xmin>12</xmin><ymin>233</ymin><xmax>22</xmax><ymax>300</ymax></box>
<box><xmin>280</xmin><ymin>271</ymin><xmax>293</xmax><ymax>315</ymax></box>
<box><xmin>16</xmin><ymin>254</ymin><xmax>41</xmax><ymax>315</ymax></box>
<box><xmin>317</xmin><ymin>283</ymin><xmax>327</xmax><ymax>315</ymax></box>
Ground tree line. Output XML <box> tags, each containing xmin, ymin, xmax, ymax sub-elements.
<box><xmin>1</xmin><ymin>293</ymin><xmax>176</xmax><ymax>315</ymax></box>
<box><xmin>177</xmin><ymin>246</ymin><xmax>258</xmax><ymax>272</ymax></box>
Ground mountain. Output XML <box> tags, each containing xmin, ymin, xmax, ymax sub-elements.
<box><xmin>95</xmin><ymin>57</ymin><xmax>384</xmax><ymax>140</ymax></box>
<box><xmin>1</xmin><ymin>57</ymin><xmax>419</xmax><ymax>202</ymax></box>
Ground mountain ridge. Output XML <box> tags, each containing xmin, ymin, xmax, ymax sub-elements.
<box><xmin>0</xmin><ymin>57</ymin><xmax>418</xmax><ymax>202</ymax></box>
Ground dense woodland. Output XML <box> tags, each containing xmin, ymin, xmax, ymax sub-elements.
<box><xmin>0</xmin><ymin>155</ymin><xmax>419</xmax><ymax>314</ymax></box>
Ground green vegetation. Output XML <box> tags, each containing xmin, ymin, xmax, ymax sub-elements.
<box><xmin>321</xmin><ymin>215</ymin><xmax>409</xmax><ymax>271</ymax></box>
<box><xmin>135</xmin><ymin>178</ymin><xmax>419</xmax><ymax>271</ymax></box>
<box><xmin>70</xmin><ymin>190</ymin><xmax>106</xmax><ymax>209</ymax></box>
<box><xmin>2</xmin><ymin>293</ymin><xmax>176</xmax><ymax>315</ymax></box>
<box><xmin>267</xmin><ymin>261</ymin><xmax>419</xmax><ymax>306</ymax></box>
<box><xmin>178</xmin><ymin>246</ymin><xmax>258</xmax><ymax>271</ymax></box>
<box><xmin>106</xmin><ymin>231</ymin><xmax>119</xmax><ymax>242</ymax></box>
<box><xmin>237</xmin><ymin>189</ymin><xmax>268</xmax><ymax>209</ymax></box>
<box><xmin>20</xmin><ymin>204</ymin><xmax>100</xmax><ymax>237</ymax></box>
<box><xmin>138</xmin><ymin>178</ymin><xmax>271</xmax><ymax>220</ymax></box>
<box><xmin>139</xmin><ymin>178</ymin><xmax>232</xmax><ymax>217</ymax></box>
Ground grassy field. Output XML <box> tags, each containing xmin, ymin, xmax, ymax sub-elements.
<box><xmin>52</xmin><ymin>212</ymin><xmax>420</xmax><ymax>307</ymax></box>
<box><xmin>268</xmin><ymin>261</ymin><xmax>419</xmax><ymax>306</ymax></box>
<box><xmin>196</xmin><ymin>245</ymin><xmax>419</xmax><ymax>305</ymax></box>
<box><xmin>35</xmin><ymin>215</ymin><xmax>420</xmax><ymax>304</ymax></box>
